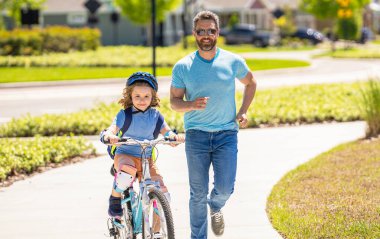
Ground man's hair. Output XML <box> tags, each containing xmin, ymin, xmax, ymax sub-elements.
<box><xmin>193</xmin><ymin>10</ymin><xmax>220</xmax><ymax>30</ymax></box>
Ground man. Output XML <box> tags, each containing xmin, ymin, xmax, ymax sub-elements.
<box><xmin>170</xmin><ymin>10</ymin><xmax>257</xmax><ymax>239</ymax></box>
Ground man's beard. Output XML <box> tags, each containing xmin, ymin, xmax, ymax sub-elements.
<box><xmin>196</xmin><ymin>38</ymin><xmax>217</xmax><ymax>51</ymax></box>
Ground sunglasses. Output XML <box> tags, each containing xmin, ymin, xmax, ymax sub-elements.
<box><xmin>195</xmin><ymin>28</ymin><xmax>217</xmax><ymax>36</ymax></box>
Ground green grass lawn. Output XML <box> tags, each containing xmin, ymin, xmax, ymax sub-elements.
<box><xmin>0</xmin><ymin>67</ymin><xmax>173</xmax><ymax>83</ymax></box>
<box><xmin>267</xmin><ymin>138</ymin><xmax>380</xmax><ymax>239</ymax></box>
<box><xmin>316</xmin><ymin>44</ymin><xmax>380</xmax><ymax>58</ymax></box>
<box><xmin>220</xmin><ymin>45</ymin><xmax>314</xmax><ymax>53</ymax></box>
<box><xmin>0</xmin><ymin>58</ymin><xmax>310</xmax><ymax>83</ymax></box>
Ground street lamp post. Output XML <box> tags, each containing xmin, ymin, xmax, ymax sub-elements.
<box><xmin>151</xmin><ymin>0</ymin><xmax>156</xmax><ymax>77</ymax></box>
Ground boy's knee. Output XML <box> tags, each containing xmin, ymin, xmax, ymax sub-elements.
<box><xmin>113</xmin><ymin>165</ymin><xmax>137</xmax><ymax>193</ymax></box>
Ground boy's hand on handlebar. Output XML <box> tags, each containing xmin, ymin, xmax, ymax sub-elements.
<box><xmin>104</xmin><ymin>134</ymin><xmax>120</xmax><ymax>144</ymax></box>
<box><xmin>168</xmin><ymin>133</ymin><xmax>185</xmax><ymax>147</ymax></box>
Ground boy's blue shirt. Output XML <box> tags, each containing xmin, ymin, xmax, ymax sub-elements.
<box><xmin>112</xmin><ymin>107</ymin><xmax>167</xmax><ymax>157</ymax></box>
<box><xmin>171</xmin><ymin>48</ymin><xmax>249</xmax><ymax>132</ymax></box>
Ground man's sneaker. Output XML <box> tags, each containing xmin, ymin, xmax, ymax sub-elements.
<box><xmin>108</xmin><ymin>195</ymin><xmax>123</xmax><ymax>218</ymax></box>
<box><xmin>210</xmin><ymin>209</ymin><xmax>225</xmax><ymax>236</ymax></box>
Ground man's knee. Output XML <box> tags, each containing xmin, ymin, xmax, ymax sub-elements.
<box><xmin>214</xmin><ymin>185</ymin><xmax>235</xmax><ymax>199</ymax></box>
<box><xmin>190</xmin><ymin>189</ymin><xmax>208</xmax><ymax>204</ymax></box>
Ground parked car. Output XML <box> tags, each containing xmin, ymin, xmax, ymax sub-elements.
<box><xmin>290</xmin><ymin>28</ymin><xmax>325</xmax><ymax>45</ymax></box>
<box><xmin>358</xmin><ymin>27</ymin><xmax>374</xmax><ymax>44</ymax></box>
<box><xmin>222</xmin><ymin>24</ymin><xmax>271</xmax><ymax>47</ymax></box>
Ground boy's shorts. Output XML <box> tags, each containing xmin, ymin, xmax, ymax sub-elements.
<box><xmin>114</xmin><ymin>154</ymin><xmax>167</xmax><ymax>192</ymax></box>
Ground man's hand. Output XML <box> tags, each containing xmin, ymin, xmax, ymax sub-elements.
<box><xmin>236</xmin><ymin>113</ymin><xmax>248</xmax><ymax>128</ymax></box>
<box><xmin>191</xmin><ymin>97</ymin><xmax>209</xmax><ymax>110</ymax></box>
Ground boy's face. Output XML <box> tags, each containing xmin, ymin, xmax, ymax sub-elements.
<box><xmin>131</xmin><ymin>85</ymin><xmax>153</xmax><ymax>111</ymax></box>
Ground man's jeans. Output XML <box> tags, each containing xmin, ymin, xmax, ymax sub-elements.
<box><xmin>185</xmin><ymin>129</ymin><xmax>238</xmax><ymax>239</ymax></box>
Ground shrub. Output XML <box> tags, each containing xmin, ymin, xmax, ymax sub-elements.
<box><xmin>0</xmin><ymin>83</ymin><xmax>364</xmax><ymax>137</ymax></box>
<box><xmin>41</xmin><ymin>26</ymin><xmax>100</xmax><ymax>53</ymax></box>
<box><xmin>0</xmin><ymin>26</ymin><xmax>101</xmax><ymax>56</ymax></box>
<box><xmin>0</xmin><ymin>29</ymin><xmax>42</xmax><ymax>56</ymax></box>
<box><xmin>0</xmin><ymin>136</ymin><xmax>95</xmax><ymax>181</ymax></box>
<box><xmin>358</xmin><ymin>78</ymin><xmax>380</xmax><ymax>138</ymax></box>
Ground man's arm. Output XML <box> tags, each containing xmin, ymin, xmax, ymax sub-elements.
<box><xmin>236</xmin><ymin>71</ymin><xmax>257</xmax><ymax>128</ymax></box>
<box><xmin>170</xmin><ymin>86</ymin><xmax>209</xmax><ymax>112</ymax></box>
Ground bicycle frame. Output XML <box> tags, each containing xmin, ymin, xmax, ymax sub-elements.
<box><xmin>106</xmin><ymin>137</ymin><xmax>181</xmax><ymax>239</ymax></box>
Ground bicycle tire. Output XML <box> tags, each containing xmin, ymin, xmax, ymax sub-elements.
<box><xmin>143</xmin><ymin>188</ymin><xmax>175</xmax><ymax>239</ymax></box>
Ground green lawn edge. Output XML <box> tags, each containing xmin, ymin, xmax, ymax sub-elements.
<box><xmin>0</xmin><ymin>58</ymin><xmax>310</xmax><ymax>84</ymax></box>
<box><xmin>267</xmin><ymin>138</ymin><xmax>380</xmax><ymax>239</ymax></box>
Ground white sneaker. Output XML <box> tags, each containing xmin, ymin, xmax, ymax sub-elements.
<box><xmin>153</xmin><ymin>232</ymin><xmax>163</xmax><ymax>239</ymax></box>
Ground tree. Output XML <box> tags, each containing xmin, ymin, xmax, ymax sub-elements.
<box><xmin>0</xmin><ymin>0</ymin><xmax>46</xmax><ymax>29</ymax></box>
<box><xmin>227</xmin><ymin>13</ymin><xmax>239</xmax><ymax>29</ymax></box>
<box><xmin>300</xmin><ymin>0</ymin><xmax>370</xmax><ymax>40</ymax></box>
<box><xmin>113</xmin><ymin>0</ymin><xmax>181</xmax><ymax>46</ymax></box>
<box><xmin>273</xmin><ymin>6</ymin><xmax>296</xmax><ymax>37</ymax></box>
<box><xmin>114</xmin><ymin>0</ymin><xmax>181</xmax><ymax>25</ymax></box>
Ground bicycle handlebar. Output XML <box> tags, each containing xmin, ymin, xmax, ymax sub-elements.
<box><xmin>103</xmin><ymin>136</ymin><xmax>183</xmax><ymax>147</ymax></box>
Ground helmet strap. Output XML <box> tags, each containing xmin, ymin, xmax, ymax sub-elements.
<box><xmin>132</xmin><ymin>105</ymin><xmax>151</xmax><ymax>113</ymax></box>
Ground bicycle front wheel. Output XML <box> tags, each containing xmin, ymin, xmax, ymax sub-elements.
<box><xmin>144</xmin><ymin>188</ymin><xmax>175</xmax><ymax>239</ymax></box>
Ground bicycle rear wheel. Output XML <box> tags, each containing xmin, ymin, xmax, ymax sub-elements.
<box><xmin>144</xmin><ymin>188</ymin><xmax>175</xmax><ymax>239</ymax></box>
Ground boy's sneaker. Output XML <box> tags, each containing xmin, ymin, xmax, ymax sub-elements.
<box><xmin>210</xmin><ymin>209</ymin><xmax>224</xmax><ymax>236</ymax></box>
<box><xmin>108</xmin><ymin>195</ymin><xmax>123</xmax><ymax>218</ymax></box>
<box><xmin>153</xmin><ymin>232</ymin><xmax>163</xmax><ymax>238</ymax></box>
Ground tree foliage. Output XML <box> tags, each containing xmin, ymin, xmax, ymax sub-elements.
<box><xmin>113</xmin><ymin>0</ymin><xmax>181</xmax><ymax>25</ymax></box>
<box><xmin>300</xmin><ymin>0</ymin><xmax>370</xmax><ymax>40</ymax></box>
<box><xmin>300</xmin><ymin>0</ymin><xmax>370</xmax><ymax>19</ymax></box>
<box><xmin>273</xmin><ymin>6</ymin><xmax>296</xmax><ymax>36</ymax></box>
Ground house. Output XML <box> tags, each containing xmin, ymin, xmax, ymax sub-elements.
<box><xmin>42</xmin><ymin>0</ymin><xmax>146</xmax><ymax>46</ymax></box>
<box><xmin>193</xmin><ymin>0</ymin><xmax>315</xmax><ymax>30</ymax></box>
<box><xmin>3</xmin><ymin>0</ymin><xmax>377</xmax><ymax>47</ymax></box>
<box><xmin>3</xmin><ymin>0</ymin><xmax>314</xmax><ymax>46</ymax></box>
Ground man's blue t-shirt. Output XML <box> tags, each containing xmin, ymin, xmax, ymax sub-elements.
<box><xmin>171</xmin><ymin>48</ymin><xmax>249</xmax><ymax>132</ymax></box>
<box><xmin>112</xmin><ymin>107</ymin><xmax>166</xmax><ymax>157</ymax></box>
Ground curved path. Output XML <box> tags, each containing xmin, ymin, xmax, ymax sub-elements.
<box><xmin>0</xmin><ymin>121</ymin><xmax>365</xmax><ymax>239</ymax></box>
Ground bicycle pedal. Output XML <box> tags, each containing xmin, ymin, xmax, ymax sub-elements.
<box><xmin>108</xmin><ymin>227</ymin><xmax>118</xmax><ymax>237</ymax></box>
<box><xmin>112</xmin><ymin>218</ymin><xmax>125</xmax><ymax>229</ymax></box>
<box><xmin>106</xmin><ymin>218</ymin><xmax>119</xmax><ymax>237</ymax></box>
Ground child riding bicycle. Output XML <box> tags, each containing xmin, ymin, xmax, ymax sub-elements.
<box><xmin>100</xmin><ymin>72</ymin><xmax>184</xmax><ymax>219</ymax></box>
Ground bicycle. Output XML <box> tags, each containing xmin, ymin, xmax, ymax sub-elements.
<box><xmin>103</xmin><ymin>136</ymin><xmax>182</xmax><ymax>239</ymax></box>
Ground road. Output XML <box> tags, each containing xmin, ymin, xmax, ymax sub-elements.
<box><xmin>1</xmin><ymin>51</ymin><xmax>380</xmax><ymax>123</ymax></box>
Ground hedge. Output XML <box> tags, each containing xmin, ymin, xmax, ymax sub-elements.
<box><xmin>0</xmin><ymin>26</ymin><xmax>100</xmax><ymax>56</ymax></box>
<box><xmin>0</xmin><ymin>136</ymin><xmax>95</xmax><ymax>181</ymax></box>
<box><xmin>0</xmin><ymin>83</ymin><xmax>364</xmax><ymax>137</ymax></box>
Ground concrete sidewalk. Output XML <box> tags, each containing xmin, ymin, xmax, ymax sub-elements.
<box><xmin>0</xmin><ymin>121</ymin><xmax>366</xmax><ymax>239</ymax></box>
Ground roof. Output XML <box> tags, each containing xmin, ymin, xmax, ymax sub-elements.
<box><xmin>198</xmin><ymin>0</ymin><xmax>250</xmax><ymax>11</ymax></box>
<box><xmin>43</xmin><ymin>0</ymin><xmax>109</xmax><ymax>14</ymax></box>
<box><xmin>197</xmin><ymin>0</ymin><xmax>300</xmax><ymax>11</ymax></box>
<box><xmin>262</xmin><ymin>0</ymin><xmax>300</xmax><ymax>10</ymax></box>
